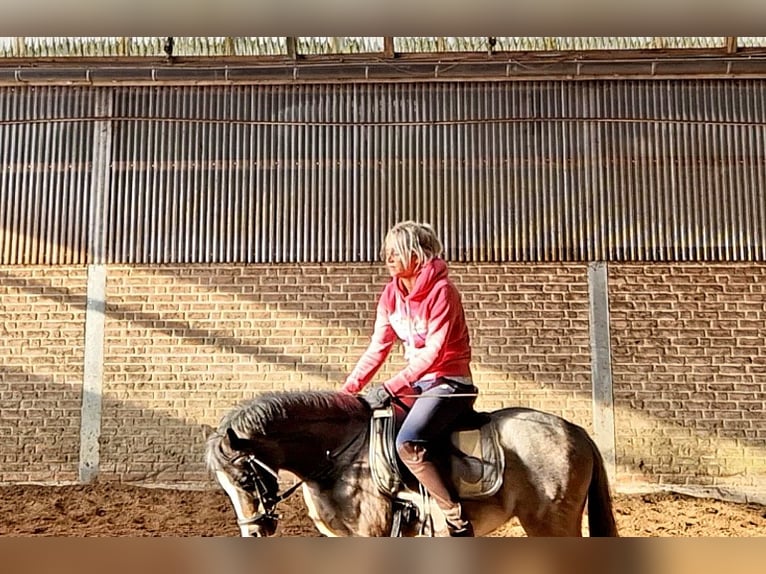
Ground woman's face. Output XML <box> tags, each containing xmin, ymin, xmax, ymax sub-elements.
<box><xmin>384</xmin><ymin>243</ymin><xmax>418</xmax><ymax>280</ymax></box>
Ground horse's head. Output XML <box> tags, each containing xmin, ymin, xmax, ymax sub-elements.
<box><xmin>206</xmin><ymin>390</ymin><xmax>372</xmax><ymax>536</ymax></box>
<box><xmin>206</xmin><ymin>427</ymin><xmax>282</xmax><ymax>537</ymax></box>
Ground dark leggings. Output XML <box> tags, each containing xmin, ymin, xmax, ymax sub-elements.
<box><xmin>395</xmin><ymin>378</ymin><xmax>477</xmax><ymax>447</ymax></box>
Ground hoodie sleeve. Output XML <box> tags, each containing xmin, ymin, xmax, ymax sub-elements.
<box><xmin>383</xmin><ymin>282</ymin><xmax>456</xmax><ymax>396</ymax></box>
<box><xmin>341</xmin><ymin>291</ymin><xmax>397</xmax><ymax>394</ymax></box>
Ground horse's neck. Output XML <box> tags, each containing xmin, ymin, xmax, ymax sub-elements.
<box><xmin>276</xmin><ymin>420</ymin><xmax>366</xmax><ymax>482</ymax></box>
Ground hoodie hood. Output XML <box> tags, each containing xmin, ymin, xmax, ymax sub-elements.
<box><xmin>393</xmin><ymin>257</ymin><xmax>449</xmax><ymax>302</ymax></box>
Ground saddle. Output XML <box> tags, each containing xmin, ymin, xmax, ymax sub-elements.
<box><xmin>368</xmin><ymin>406</ymin><xmax>505</xmax><ymax>501</ymax></box>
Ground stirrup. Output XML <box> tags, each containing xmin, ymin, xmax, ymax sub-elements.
<box><xmin>446</xmin><ymin>520</ymin><xmax>475</xmax><ymax>537</ymax></box>
<box><xmin>444</xmin><ymin>503</ymin><xmax>474</xmax><ymax>537</ymax></box>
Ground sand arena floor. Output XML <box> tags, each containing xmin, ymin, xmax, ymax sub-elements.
<box><xmin>1</xmin><ymin>483</ymin><xmax>764</xmax><ymax>537</ymax></box>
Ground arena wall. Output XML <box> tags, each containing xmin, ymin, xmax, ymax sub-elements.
<box><xmin>1</xmin><ymin>262</ymin><xmax>763</xmax><ymax>502</ymax></box>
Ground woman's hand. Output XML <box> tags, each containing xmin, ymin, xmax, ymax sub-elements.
<box><xmin>341</xmin><ymin>379</ymin><xmax>361</xmax><ymax>394</ymax></box>
<box><xmin>362</xmin><ymin>385</ymin><xmax>393</xmax><ymax>409</ymax></box>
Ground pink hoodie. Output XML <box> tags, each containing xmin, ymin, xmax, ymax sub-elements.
<box><xmin>343</xmin><ymin>258</ymin><xmax>472</xmax><ymax>397</ymax></box>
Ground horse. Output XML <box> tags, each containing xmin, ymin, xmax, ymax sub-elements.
<box><xmin>204</xmin><ymin>389</ymin><xmax>618</xmax><ymax>537</ymax></box>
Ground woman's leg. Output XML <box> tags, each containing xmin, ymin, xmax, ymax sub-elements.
<box><xmin>395</xmin><ymin>380</ymin><xmax>476</xmax><ymax>536</ymax></box>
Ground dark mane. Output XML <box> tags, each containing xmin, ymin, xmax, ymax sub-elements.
<box><xmin>221</xmin><ymin>390</ymin><xmax>368</xmax><ymax>436</ymax></box>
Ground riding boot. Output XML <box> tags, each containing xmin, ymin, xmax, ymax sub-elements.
<box><xmin>398</xmin><ymin>442</ymin><xmax>475</xmax><ymax>537</ymax></box>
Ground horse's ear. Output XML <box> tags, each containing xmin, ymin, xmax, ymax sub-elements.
<box><xmin>226</xmin><ymin>427</ymin><xmax>249</xmax><ymax>452</ymax></box>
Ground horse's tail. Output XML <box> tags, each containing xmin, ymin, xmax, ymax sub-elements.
<box><xmin>586</xmin><ymin>435</ymin><xmax>619</xmax><ymax>537</ymax></box>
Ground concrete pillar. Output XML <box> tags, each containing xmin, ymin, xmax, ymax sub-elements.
<box><xmin>79</xmin><ymin>90</ymin><xmax>112</xmax><ymax>483</ymax></box>
<box><xmin>79</xmin><ymin>265</ymin><xmax>107</xmax><ymax>483</ymax></box>
<box><xmin>588</xmin><ymin>261</ymin><xmax>617</xmax><ymax>482</ymax></box>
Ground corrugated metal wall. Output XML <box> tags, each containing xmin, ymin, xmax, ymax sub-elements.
<box><xmin>1</xmin><ymin>80</ymin><xmax>765</xmax><ymax>264</ymax></box>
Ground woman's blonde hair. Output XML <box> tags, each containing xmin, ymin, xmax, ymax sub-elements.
<box><xmin>381</xmin><ymin>220</ymin><xmax>443</xmax><ymax>268</ymax></box>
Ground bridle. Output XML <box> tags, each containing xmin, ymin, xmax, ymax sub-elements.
<box><xmin>230</xmin><ymin>454</ymin><xmax>303</xmax><ymax>528</ymax></box>
<box><xmin>225</xmin><ymin>429</ymin><xmax>365</xmax><ymax>530</ymax></box>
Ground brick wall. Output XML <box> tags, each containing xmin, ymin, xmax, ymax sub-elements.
<box><xmin>0</xmin><ymin>267</ymin><xmax>86</xmax><ymax>483</ymax></box>
<box><xmin>100</xmin><ymin>264</ymin><xmax>381</xmax><ymax>485</ymax></box>
<box><xmin>2</xmin><ymin>262</ymin><xmax>764</xmax><ymax>500</ymax></box>
<box><xmin>610</xmin><ymin>263</ymin><xmax>766</xmax><ymax>498</ymax></box>
<box><xmin>456</xmin><ymin>263</ymin><xmax>592</xmax><ymax>423</ymax></box>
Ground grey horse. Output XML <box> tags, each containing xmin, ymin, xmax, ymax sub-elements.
<box><xmin>205</xmin><ymin>390</ymin><xmax>618</xmax><ymax>537</ymax></box>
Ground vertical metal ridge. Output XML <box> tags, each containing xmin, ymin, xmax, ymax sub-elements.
<box><xmin>0</xmin><ymin>91</ymin><xmax>12</xmax><ymax>263</ymax></box>
<box><xmin>370</xmin><ymin>83</ymin><xmax>381</xmax><ymax>261</ymax></box>
<box><xmin>275</xmin><ymin>85</ymin><xmax>286</xmax><ymax>263</ymax></box>
<box><xmin>754</xmin><ymin>82</ymin><xmax>766</xmax><ymax>260</ymax></box>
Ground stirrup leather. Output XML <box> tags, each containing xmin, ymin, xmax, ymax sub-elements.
<box><xmin>369</xmin><ymin>407</ymin><xmax>402</xmax><ymax>496</ymax></box>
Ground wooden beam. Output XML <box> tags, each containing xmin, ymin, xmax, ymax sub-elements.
<box><xmin>488</xmin><ymin>36</ymin><xmax>497</xmax><ymax>56</ymax></box>
<box><xmin>223</xmin><ymin>37</ymin><xmax>235</xmax><ymax>57</ymax></box>
<box><xmin>725</xmin><ymin>37</ymin><xmax>738</xmax><ymax>54</ymax></box>
<box><xmin>286</xmin><ymin>37</ymin><xmax>297</xmax><ymax>60</ymax></box>
<box><xmin>383</xmin><ymin>37</ymin><xmax>395</xmax><ymax>58</ymax></box>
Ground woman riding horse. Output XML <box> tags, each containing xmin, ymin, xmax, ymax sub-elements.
<box><xmin>342</xmin><ymin>220</ymin><xmax>477</xmax><ymax>536</ymax></box>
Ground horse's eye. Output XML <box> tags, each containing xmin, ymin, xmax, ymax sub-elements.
<box><xmin>238</xmin><ymin>474</ymin><xmax>254</xmax><ymax>489</ymax></box>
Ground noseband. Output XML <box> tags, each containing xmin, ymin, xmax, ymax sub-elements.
<box><xmin>232</xmin><ymin>454</ymin><xmax>303</xmax><ymax>528</ymax></box>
